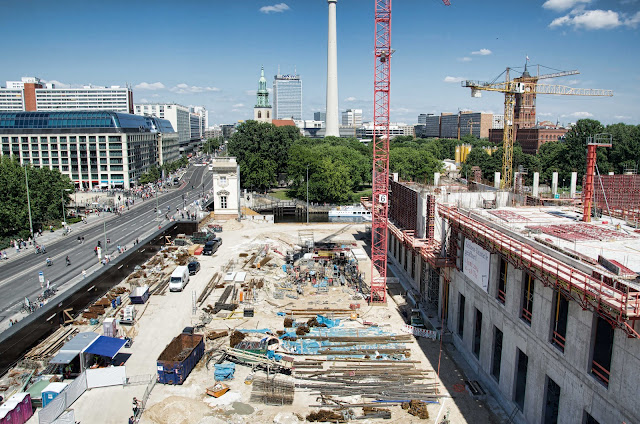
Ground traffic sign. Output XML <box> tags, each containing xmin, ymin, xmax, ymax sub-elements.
<box><xmin>38</xmin><ymin>271</ymin><xmax>44</xmax><ymax>283</ymax></box>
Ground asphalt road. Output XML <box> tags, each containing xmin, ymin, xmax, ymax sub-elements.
<box><xmin>0</xmin><ymin>164</ymin><xmax>212</xmax><ymax>317</ymax></box>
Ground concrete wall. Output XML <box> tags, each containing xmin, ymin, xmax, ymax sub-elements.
<box><xmin>446</xmin><ymin>237</ymin><xmax>640</xmax><ymax>424</ymax></box>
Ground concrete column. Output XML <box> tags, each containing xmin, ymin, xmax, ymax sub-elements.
<box><xmin>392</xmin><ymin>172</ymin><xmax>398</xmax><ymax>182</ymax></box>
<box><xmin>532</xmin><ymin>172</ymin><xmax>540</xmax><ymax>198</ymax></box>
<box><xmin>324</xmin><ymin>0</ymin><xmax>340</xmax><ymax>137</ymax></box>
<box><xmin>570</xmin><ymin>172</ymin><xmax>577</xmax><ymax>198</ymax></box>
<box><xmin>551</xmin><ymin>172</ymin><xmax>558</xmax><ymax>195</ymax></box>
<box><xmin>494</xmin><ymin>172</ymin><xmax>500</xmax><ymax>189</ymax></box>
<box><xmin>434</xmin><ymin>172</ymin><xmax>440</xmax><ymax>186</ymax></box>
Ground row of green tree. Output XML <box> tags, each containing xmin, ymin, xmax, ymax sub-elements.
<box><xmin>228</xmin><ymin>121</ymin><xmax>465</xmax><ymax>203</ymax></box>
<box><xmin>227</xmin><ymin>119</ymin><xmax>639</xmax><ymax>203</ymax></box>
<box><xmin>0</xmin><ymin>156</ymin><xmax>73</xmax><ymax>240</ymax></box>
<box><xmin>460</xmin><ymin>120</ymin><xmax>640</xmax><ymax>186</ymax></box>
<box><xmin>138</xmin><ymin>156</ymin><xmax>190</xmax><ymax>185</ymax></box>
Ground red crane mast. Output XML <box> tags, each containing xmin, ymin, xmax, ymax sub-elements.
<box><xmin>370</xmin><ymin>0</ymin><xmax>392</xmax><ymax>303</ymax></box>
<box><xmin>369</xmin><ymin>0</ymin><xmax>449</xmax><ymax>303</ymax></box>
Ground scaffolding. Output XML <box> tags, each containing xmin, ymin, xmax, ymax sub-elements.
<box><xmin>439</xmin><ymin>205</ymin><xmax>640</xmax><ymax>337</ymax></box>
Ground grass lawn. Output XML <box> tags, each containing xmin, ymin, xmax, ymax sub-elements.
<box><xmin>270</xmin><ymin>189</ymin><xmax>293</xmax><ymax>201</ymax></box>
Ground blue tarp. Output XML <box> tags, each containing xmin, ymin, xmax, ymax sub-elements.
<box><xmin>214</xmin><ymin>363</ymin><xmax>235</xmax><ymax>381</ymax></box>
<box><xmin>84</xmin><ymin>336</ymin><xmax>127</xmax><ymax>358</ymax></box>
<box><xmin>317</xmin><ymin>315</ymin><xmax>340</xmax><ymax>328</ymax></box>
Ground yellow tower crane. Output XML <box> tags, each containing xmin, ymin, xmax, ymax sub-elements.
<box><xmin>462</xmin><ymin>67</ymin><xmax>612</xmax><ymax>189</ymax></box>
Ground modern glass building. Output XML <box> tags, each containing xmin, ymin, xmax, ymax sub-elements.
<box><xmin>273</xmin><ymin>73</ymin><xmax>302</xmax><ymax>120</ymax></box>
<box><xmin>0</xmin><ymin>111</ymin><xmax>175</xmax><ymax>189</ymax></box>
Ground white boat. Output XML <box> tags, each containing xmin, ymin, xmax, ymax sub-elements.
<box><xmin>328</xmin><ymin>205</ymin><xmax>372</xmax><ymax>222</ymax></box>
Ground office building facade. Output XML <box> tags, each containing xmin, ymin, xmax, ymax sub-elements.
<box><xmin>313</xmin><ymin>112</ymin><xmax>326</xmax><ymax>123</ymax></box>
<box><xmin>0</xmin><ymin>111</ymin><xmax>174</xmax><ymax>189</ymax></box>
<box><xmin>341</xmin><ymin>109</ymin><xmax>362</xmax><ymax>127</ymax></box>
<box><xmin>134</xmin><ymin>103</ymin><xmax>194</xmax><ymax>155</ymax></box>
<box><xmin>1</xmin><ymin>77</ymin><xmax>134</xmax><ymax>113</ymax></box>
<box><xmin>273</xmin><ymin>72</ymin><xmax>302</xmax><ymax>120</ymax></box>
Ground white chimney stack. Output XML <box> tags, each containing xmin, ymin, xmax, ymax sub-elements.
<box><xmin>325</xmin><ymin>0</ymin><xmax>340</xmax><ymax>137</ymax></box>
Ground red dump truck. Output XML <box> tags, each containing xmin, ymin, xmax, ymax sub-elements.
<box><xmin>156</xmin><ymin>333</ymin><xmax>204</xmax><ymax>384</ymax></box>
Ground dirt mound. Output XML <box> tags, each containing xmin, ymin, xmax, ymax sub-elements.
<box><xmin>145</xmin><ymin>395</ymin><xmax>211</xmax><ymax>424</ymax></box>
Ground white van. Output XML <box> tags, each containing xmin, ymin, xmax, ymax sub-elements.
<box><xmin>169</xmin><ymin>265</ymin><xmax>189</xmax><ymax>292</ymax></box>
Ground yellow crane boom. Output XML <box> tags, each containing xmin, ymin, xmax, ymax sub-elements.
<box><xmin>462</xmin><ymin>67</ymin><xmax>613</xmax><ymax>190</ymax></box>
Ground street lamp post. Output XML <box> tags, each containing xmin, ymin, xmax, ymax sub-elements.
<box><xmin>306</xmin><ymin>165</ymin><xmax>309</xmax><ymax>224</ymax></box>
<box><xmin>24</xmin><ymin>166</ymin><xmax>34</xmax><ymax>238</ymax></box>
<box><xmin>61</xmin><ymin>188</ymin><xmax>71</xmax><ymax>226</ymax></box>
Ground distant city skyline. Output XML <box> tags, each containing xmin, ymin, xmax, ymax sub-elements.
<box><xmin>1</xmin><ymin>0</ymin><xmax>638</xmax><ymax>126</ymax></box>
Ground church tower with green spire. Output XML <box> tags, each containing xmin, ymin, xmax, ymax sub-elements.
<box><xmin>254</xmin><ymin>66</ymin><xmax>272</xmax><ymax>123</ymax></box>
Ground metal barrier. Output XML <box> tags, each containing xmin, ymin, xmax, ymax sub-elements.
<box><xmin>38</xmin><ymin>371</ymin><xmax>88</xmax><ymax>424</ymax></box>
<box><xmin>123</xmin><ymin>374</ymin><xmax>154</xmax><ymax>387</ymax></box>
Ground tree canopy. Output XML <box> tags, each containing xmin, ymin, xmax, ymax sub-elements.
<box><xmin>228</xmin><ymin>120</ymin><xmax>301</xmax><ymax>190</ymax></box>
<box><xmin>460</xmin><ymin>119</ymin><xmax>640</xmax><ymax>186</ymax></box>
<box><xmin>0</xmin><ymin>156</ymin><xmax>73</xmax><ymax>239</ymax></box>
<box><xmin>287</xmin><ymin>138</ymin><xmax>371</xmax><ymax>204</ymax></box>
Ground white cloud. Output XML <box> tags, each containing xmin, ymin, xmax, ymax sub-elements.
<box><xmin>245</xmin><ymin>90</ymin><xmax>256</xmax><ymax>96</ymax></box>
<box><xmin>170</xmin><ymin>83</ymin><xmax>220</xmax><ymax>94</ymax></box>
<box><xmin>626</xmin><ymin>11</ymin><xmax>640</xmax><ymax>27</ymax></box>
<box><xmin>134</xmin><ymin>82</ymin><xmax>165</xmax><ymax>90</ymax></box>
<box><xmin>232</xmin><ymin>103</ymin><xmax>245</xmax><ymax>108</ymax></box>
<box><xmin>260</xmin><ymin>3</ymin><xmax>290</xmax><ymax>14</ymax></box>
<box><xmin>571</xmin><ymin>10</ymin><xmax>621</xmax><ymax>29</ymax></box>
<box><xmin>569</xmin><ymin>111</ymin><xmax>594</xmax><ymax>118</ymax></box>
<box><xmin>345</xmin><ymin>96</ymin><xmax>357</xmax><ymax>102</ymax></box>
<box><xmin>550</xmin><ymin>15</ymin><xmax>572</xmax><ymax>27</ymax></box>
<box><xmin>138</xmin><ymin>98</ymin><xmax>149</xmax><ymax>103</ymax></box>
<box><xmin>471</xmin><ymin>48</ymin><xmax>492</xmax><ymax>56</ymax></box>
<box><xmin>457</xmin><ymin>57</ymin><xmax>472</xmax><ymax>62</ymax></box>
<box><xmin>542</xmin><ymin>0</ymin><xmax>591</xmax><ymax>12</ymax></box>
<box><xmin>443</xmin><ymin>76</ymin><xmax>466</xmax><ymax>83</ymax></box>
<box><xmin>549</xmin><ymin>9</ymin><xmax>639</xmax><ymax>29</ymax></box>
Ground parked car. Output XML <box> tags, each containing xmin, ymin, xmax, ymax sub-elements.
<box><xmin>202</xmin><ymin>239</ymin><xmax>221</xmax><ymax>256</ymax></box>
<box><xmin>188</xmin><ymin>261</ymin><xmax>201</xmax><ymax>275</ymax></box>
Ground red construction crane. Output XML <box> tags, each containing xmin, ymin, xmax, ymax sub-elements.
<box><xmin>369</xmin><ymin>0</ymin><xmax>450</xmax><ymax>303</ymax></box>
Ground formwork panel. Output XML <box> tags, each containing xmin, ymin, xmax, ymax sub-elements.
<box><xmin>526</xmin><ymin>224</ymin><xmax>635</xmax><ymax>242</ymax></box>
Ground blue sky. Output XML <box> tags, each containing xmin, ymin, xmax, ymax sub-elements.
<box><xmin>1</xmin><ymin>0</ymin><xmax>638</xmax><ymax>126</ymax></box>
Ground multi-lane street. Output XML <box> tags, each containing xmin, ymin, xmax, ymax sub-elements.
<box><xmin>0</xmin><ymin>164</ymin><xmax>212</xmax><ymax>317</ymax></box>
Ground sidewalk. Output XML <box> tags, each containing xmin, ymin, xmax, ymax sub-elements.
<box><xmin>0</xmin><ymin>191</ymin><xmax>167</xmax><ymax>265</ymax></box>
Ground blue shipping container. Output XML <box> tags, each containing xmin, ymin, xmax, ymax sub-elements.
<box><xmin>156</xmin><ymin>333</ymin><xmax>204</xmax><ymax>385</ymax></box>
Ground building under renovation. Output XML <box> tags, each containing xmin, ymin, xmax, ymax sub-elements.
<box><xmin>384</xmin><ymin>173</ymin><xmax>640</xmax><ymax>424</ymax></box>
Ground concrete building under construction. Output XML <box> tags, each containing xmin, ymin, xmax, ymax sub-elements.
<box><xmin>381</xmin><ymin>173</ymin><xmax>640</xmax><ymax>424</ymax></box>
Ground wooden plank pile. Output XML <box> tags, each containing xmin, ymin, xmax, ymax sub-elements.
<box><xmin>24</xmin><ymin>327</ymin><xmax>78</xmax><ymax>361</ymax></box>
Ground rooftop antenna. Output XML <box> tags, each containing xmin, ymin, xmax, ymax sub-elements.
<box><xmin>294</xmin><ymin>65</ymin><xmax>297</xmax><ymax>75</ymax></box>
<box><xmin>278</xmin><ymin>64</ymin><xmax>280</xmax><ymax>76</ymax></box>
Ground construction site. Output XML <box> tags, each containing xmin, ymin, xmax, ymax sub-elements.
<box><xmin>0</xmin><ymin>220</ymin><xmax>493</xmax><ymax>424</ymax></box>
<box><xmin>0</xmin><ymin>2</ymin><xmax>637</xmax><ymax>424</ymax></box>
